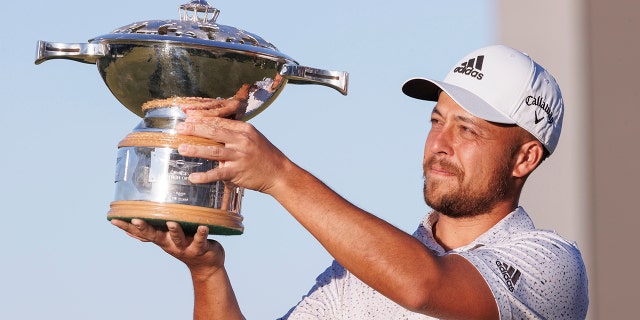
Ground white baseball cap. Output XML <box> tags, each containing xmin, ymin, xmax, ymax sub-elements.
<box><xmin>402</xmin><ymin>44</ymin><xmax>564</xmax><ymax>155</ymax></box>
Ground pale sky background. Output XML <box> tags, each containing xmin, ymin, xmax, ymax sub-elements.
<box><xmin>0</xmin><ymin>0</ymin><xmax>495</xmax><ymax>318</ymax></box>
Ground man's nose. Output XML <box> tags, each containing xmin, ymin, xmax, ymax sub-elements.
<box><xmin>426</xmin><ymin>127</ymin><xmax>454</xmax><ymax>156</ymax></box>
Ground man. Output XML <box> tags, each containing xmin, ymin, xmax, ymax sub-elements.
<box><xmin>112</xmin><ymin>45</ymin><xmax>589</xmax><ymax>319</ymax></box>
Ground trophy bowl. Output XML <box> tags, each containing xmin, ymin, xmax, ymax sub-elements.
<box><xmin>35</xmin><ymin>0</ymin><xmax>348</xmax><ymax>119</ymax></box>
<box><xmin>35</xmin><ymin>0</ymin><xmax>349</xmax><ymax>235</ymax></box>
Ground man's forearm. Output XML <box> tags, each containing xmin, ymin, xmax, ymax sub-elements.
<box><xmin>266</xmin><ymin>163</ymin><xmax>441</xmax><ymax>309</ymax></box>
<box><xmin>191</xmin><ymin>268</ymin><xmax>245</xmax><ymax>320</ymax></box>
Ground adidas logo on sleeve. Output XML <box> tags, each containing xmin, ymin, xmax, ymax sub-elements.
<box><xmin>496</xmin><ymin>260</ymin><xmax>522</xmax><ymax>292</ymax></box>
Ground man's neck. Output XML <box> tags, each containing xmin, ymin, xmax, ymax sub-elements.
<box><xmin>432</xmin><ymin>204</ymin><xmax>516</xmax><ymax>251</ymax></box>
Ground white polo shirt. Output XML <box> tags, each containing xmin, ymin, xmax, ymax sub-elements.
<box><xmin>279</xmin><ymin>207</ymin><xmax>589</xmax><ymax>319</ymax></box>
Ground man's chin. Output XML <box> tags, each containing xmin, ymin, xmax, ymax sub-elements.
<box><xmin>424</xmin><ymin>179</ymin><xmax>458</xmax><ymax>198</ymax></box>
<box><xmin>423</xmin><ymin>190</ymin><xmax>448</xmax><ymax>212</ymax></box>
<box><xmin>423</xmin><ymin>189</ymin><xmax>476</xmax><ymax>218</ymax></box>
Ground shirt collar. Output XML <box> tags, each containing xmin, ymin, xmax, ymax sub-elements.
<box><xmin>413</xmin><ymin>207</ymin><xmax>535</xmax><ymax>254</ymax></box>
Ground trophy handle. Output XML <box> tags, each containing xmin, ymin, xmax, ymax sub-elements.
<box><xmin>35</xmin><ymin>40</ymin><xmax>105</xmax><ymax>65</ymax></box>
<box><xmin>280</xmin><ymin>64</ymin><xmax>349</xmax><ymax>95</ymax></box>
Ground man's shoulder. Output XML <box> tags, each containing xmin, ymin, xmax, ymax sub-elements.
<box><xmin>494</xmin><ymin>207</ymin><xmax>583</xmax><ymax>258</ymax></box>
<box><xmin>459</xmin><ymin>207</ymin><xmax>587</xmax><ymax>296</ymax></box>
<box><xmin>457</xmin><ymin>226</ymin><xmax>589</xmax><ymax>319</ymax></box>
<box><xmin>475</xmin><ymin>212</ymin><xmax>585</xmax><ymax>267</ymax></box>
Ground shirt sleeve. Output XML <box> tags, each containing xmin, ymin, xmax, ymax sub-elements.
<box><xmin>456</xmin><ymin>231</ymin><xmax>589</xmax><ymax>320</ymax></box>
<box><xmin>278</xmin><ymin>260</ymin><xmax>347</xmax><ymax>320</ymax></box>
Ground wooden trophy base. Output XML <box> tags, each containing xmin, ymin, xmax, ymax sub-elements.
<box><xmin>107</xmin><ymin>200</ymin><xmax>244</xmax><ymax>236</ymax></box>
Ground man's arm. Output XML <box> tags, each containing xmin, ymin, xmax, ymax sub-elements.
<box><xmin>270</xmin><ymin>165</ymin><xmax>496</xmax><ymax>319</ymax></box>
<box><xmin>176</xmin><ymin>115</ymin><xmax>498</xmax><ymax>319</ymax></box>
<box><xmin>111</xmin><ymin>219</ymin><xmax>245</xmax><ymax>320</ymax></box>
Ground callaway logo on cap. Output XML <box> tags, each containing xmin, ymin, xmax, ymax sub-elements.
<box><xmin>402</xmin><ymin>44</ymin><xmax>564</xmax><ymax>155</ymax></box>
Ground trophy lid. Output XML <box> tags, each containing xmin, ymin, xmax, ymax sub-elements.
<box><xmin>90</xmin><ymin>0</ymin><xmax>290</xmax><ymax>61</ymax></box>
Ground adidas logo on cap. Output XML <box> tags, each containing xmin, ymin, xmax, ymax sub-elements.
<box><xmin>453</xmin><ymin>55</ymin><xmax>485</xmax><ymax>80</ymax></box>
<box><xmin>402</xmin><ymin>45</ymin><xmax>564</xmax><ymax>155</ymax></box>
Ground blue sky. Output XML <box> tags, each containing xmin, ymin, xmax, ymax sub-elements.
<box><xmin>0</xmin><ymin>1</ymin><xmax>494</xmax><ymax>318</ymax></box>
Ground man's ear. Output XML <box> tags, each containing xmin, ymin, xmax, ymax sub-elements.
<box><xmin>512</xmin><ymin>141</ymin><xmax>545</xmax><ymax>178</ymax></box>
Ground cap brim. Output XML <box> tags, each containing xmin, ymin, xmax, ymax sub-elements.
<box><xmin>402</xmin><ymin>78</ymin><xmax>515</xmax><ymax>124</ymax></box>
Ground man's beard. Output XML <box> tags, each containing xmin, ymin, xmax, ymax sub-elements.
<box><xmin>423</xmin><ymin>156</ymin><xmax>511</xmax><ymax>218</ymax></box>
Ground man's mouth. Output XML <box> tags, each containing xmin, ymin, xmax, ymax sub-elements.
<box><xmin>424</xmin><ymin>157</ymin><xmax>462</xmax><ymax>179</ymax></box>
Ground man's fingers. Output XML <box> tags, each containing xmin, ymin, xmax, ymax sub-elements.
<box><xmin>178</xmin><ymin>144</ymin><xmax>228</xmax><ymax>161</ymax></box>
<box><xmin>166</xmin><ymin>221</ymin><xmax>188</xmax><ymax>248</ymax></box>
<box><xmin>111</xmin><ymin>218</ymin><xmax>157</xmax><ymax>242</ymax></box>
<box><xmin>176</xmin><ymin>144</ymin><xmax>236</xmax><ymax>184</ymax></box>
<box><xmin>176</xmin><ymin>120</ymin><xmax>227</xmax><ymax>142</ymax></box>
<box><xmin>191</xmin><ymin>225</ymin><xmax>211</xmax><ymax>250</ymax></box>
<box><xmin>124</xmin><ymin>232</ymin><xmax>151</xmax><ymax>242</ymax></box>
<box><xmin>176</xmin><ymin>117</ymin><xmax>253</xmax><ymax>143</ymax></box>
<box><xmin>189</xmin><ymin>169</ymin><xmax>226</xmax><ymax>184</ymax></box>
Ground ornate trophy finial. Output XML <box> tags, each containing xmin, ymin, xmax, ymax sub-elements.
<box><xmin>179</xmin><ymin>0</ymin><xmax>220</xmax><ymax>23</ymax></box>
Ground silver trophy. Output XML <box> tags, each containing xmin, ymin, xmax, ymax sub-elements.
<box><xmin>35</xmin><ymin>0</ymin><xmax>348</xmax><ymax>235</ymax></box>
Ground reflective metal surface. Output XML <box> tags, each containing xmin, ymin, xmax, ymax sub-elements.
<box><xmin>114</xmin><ymin>146</ymin><xmax>243</xmax><ymax>210</ymax></box>
<box><xmin>34</xmin><ymin>0</ymin><xmax>348</xmax><ymax>119</ymax></box>
<box><xmin>108</xmin><ymin>105</ymin><xmax>245</xmax><ymax>235</ymax></box>
<box><xmin>35</xmin><ymin>0</ymin><xmax>349</xmax><ymax>235</ymax></box>
<box><xmin>114</xmin><ymin>106</ymin><xmax>243</xmax><ymax>212</ymax></box>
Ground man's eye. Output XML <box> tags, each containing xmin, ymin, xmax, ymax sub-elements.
<box><xmin>461</xmin><ymin>126</ymin><xmax>476</xmax><ymax>134</ymax></box>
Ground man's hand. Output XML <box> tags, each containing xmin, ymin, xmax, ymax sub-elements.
<box><xmin>175</xmin><ymin>114</ymin><xmax>295</xmax><ymax>196</ymax></box>
<box><xmin>110</xmin><ymin>219</ymin><xmax>225</xmax><ymax>279</ymax></box>
<box><xmin>111</xmin><ymin>219</ymin><xmax>245</xmax><ymax>319</ymax></box>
